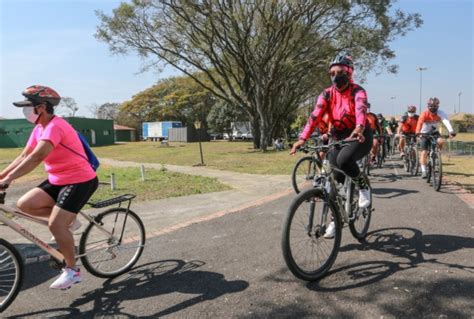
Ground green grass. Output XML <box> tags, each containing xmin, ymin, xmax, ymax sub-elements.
<box><xmin>94</xmin><ymin>141</ymin><xmax>300</xmax><ymax>175</ymax></box>
<box><xmin>93</xmin><ymin>164</ymin><xmax>231</xmax><ymax>203</ymax></box>
<box><xmin>0</xmin><ymin>149</ymin><xmax>47</xmax><ymax>182</ymax></box>
<box><xmin>442</xmin><ymin>154</ymin><xmax>474</xmax><ymax>193</ymax></box>
<box><xmin>455</xmin><ymin>132</ymin><xmax>474</xmax><ymax>142</ymax></box>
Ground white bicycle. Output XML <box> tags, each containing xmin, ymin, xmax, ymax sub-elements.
<box><xmin>0</xmin><ymin>187</ymin><xmax>145</xmax><ymax>312</ymax></box>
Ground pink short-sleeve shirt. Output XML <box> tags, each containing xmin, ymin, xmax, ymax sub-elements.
<box><xmin>26</xmin><ymin>116</ymin><xmax>97</xmax><ymax>185</ymax></box>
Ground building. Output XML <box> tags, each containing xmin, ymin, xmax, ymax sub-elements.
<box><xmin>114</xmin><ymin>124</ymin><xmax>137</xmax><ymax>142</ymax></box>
<box><xmin>0</xmin><ymin>117</ymin><xmax>114</xmax><ymax>148</ymax></box>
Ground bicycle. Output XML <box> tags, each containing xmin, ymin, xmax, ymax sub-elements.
<box><xmin>402</xmin><ymin>133</ymin><xmax>419</xmax><ymax>176</ymax></box>
<box><xmin>418</xmin><ymin>132</ymin><xmax>449</xmax><ymax>192</ymax></box>
<box><xmin>0</xmin><ymin>187</ymin><xmax>145</xmax><ymax>312</ymax></box>
<box><xmin>291</xmin><ymin>136</ymin><xmax>325</xmax><ymax>194</ymax></box>
<box><xmin>282</xmin><ymin>139</ymin><xmax>373</xmax><ymax>281</ymax></box>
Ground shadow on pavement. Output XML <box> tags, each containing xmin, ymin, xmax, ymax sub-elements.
<box><xmin>307</xmin><ymin>227</ymin><xmax>474</xmax><ymax>292</ymax></box>
<box><xmin>372</xmin><ymin>187</ymin><xmax>418</xmax><ymax>198</ymax></box>
<box><xmin>8</xmin><ymin>259</ymin><xmax>249</xmax><ymax>318</ymax></box>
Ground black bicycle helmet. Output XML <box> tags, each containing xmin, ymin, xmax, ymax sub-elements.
<box><xmin>13</xmin><ymin>85</ymin><xmax>61</xmax><ymax>107</ymax></box>
<box><xmin>329</xmin><ymin>52</ymin><xmax>354</xmax><ymax>69</ymax></box>
<box><xmin>427</xmin><ymin>97</ymin><xmax>440</xmax><ymax>113</ymax></box>
<box><xmin>407</xmin><ymin>105</ymin><xmax>416</xmax><ymax>113</ymax></box>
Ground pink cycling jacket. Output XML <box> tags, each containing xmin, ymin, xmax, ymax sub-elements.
<box><xmin>300</xmin><ymin>84</ymin><xmax>368</xmax><ymax>140</ymax></box>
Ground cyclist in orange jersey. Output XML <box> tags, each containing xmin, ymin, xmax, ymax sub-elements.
<box><xmin>397</xmin><ymin>105</ymin><xmax>419</xmax><ymax>157</ymax></box>
<box><xmin>416</xmin><ymin>98</ymin><xmax>456</xmax><ymax>178</ymax></box>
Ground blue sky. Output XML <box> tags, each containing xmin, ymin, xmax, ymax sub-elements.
<box><xmin>1</xmin><ymin>0</ymin><xmax>472</xmax><ymax>119</ymax></box>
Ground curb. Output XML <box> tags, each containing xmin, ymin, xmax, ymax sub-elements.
<box><xmin>15</xmin><ymin>188</ymin><xmax>295</xmax><ymax>265</ymax></box>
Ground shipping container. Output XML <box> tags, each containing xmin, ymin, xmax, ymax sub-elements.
<box><xmin>142</xmin><ymin>121</ymin><xmax>182</xmax><ymax>141</ymax></box>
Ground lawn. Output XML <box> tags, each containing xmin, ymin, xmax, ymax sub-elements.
<box><xmin>93</xmin><ymin>141</ymin><xmax>299</xmax><ymax>175</ymax></box>
<box><xmin>91</xmin><ymin>165</ymin><xmax>230</xmax><ymax>203</ymax></box>
<box><xmin>442</xmin><ymin>154</ymin><xmax>474</xmax><ymax>193</ymax></box>
<box><xmin>454</xmin><ymin>132</ymin><xmax>474</xmax><ymax>142</ymax></box>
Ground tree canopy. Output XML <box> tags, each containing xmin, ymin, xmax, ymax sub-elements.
<box><xmin>97</xmin><ymin>0</ymin><xmax>422</xmax><ymax>150</ymax></box>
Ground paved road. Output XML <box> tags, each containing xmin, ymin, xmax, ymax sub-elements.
<box><xmin>3</xmin><ymin>159</ymin><xmax>473</xmax><ymax>318</ymax></box>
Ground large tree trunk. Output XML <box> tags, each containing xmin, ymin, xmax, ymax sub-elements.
<box><xmin>250</xmin><ymin>114</ymin><xmax>261</xmax><ymax>149</ymax></box>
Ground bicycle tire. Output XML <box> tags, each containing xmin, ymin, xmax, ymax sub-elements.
<box><xmin>431</xmin><ymin>151</ymin><xmax>442</xmax><ymax>191</ymax></box>
<box><xmin>403</xmin><ymin>147</ymin><xmax>410</xmax><ymax>172</ymax></box>
<box><xmin>291</xmin><ymin>156</ymin><xmax>318</xmax><ymax>194</ymax></box>
<box><xmin>0</xmin><ymin>239</ymin><xmax>23</xmax><ymax>313</ymax></box>
<box><xmin>426</xmin><ymin>161</ymin><xmax>432</xmax><ymax>184</ymax></box>
<box><xmin>281</xmin><ymin>188</ymin><xmax>341</xmax><ymax>281</ymax></box>
<box><xmin>410</xmin><ymin>148</ymin><xmax>419</xmax><ymax>176</ymax></box>
<box><xmin>79</xmin><ymin>208</ymin><xmax>146</xmax><ymax>278</ymax></box>
<box><xmin>348</xmin><ymin>181</ymin><xmax>372</xmax><ymax>241</ymax></box>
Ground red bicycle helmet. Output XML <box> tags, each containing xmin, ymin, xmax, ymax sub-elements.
<box><xmin>13</xmin><ymin>85</ymin><xmax>61</xmax><ymax>107</ymax></box>
<box><xmin>407</xmin><ymin>105</ymin><xmax>416</xmax><ymax>113</ymax></box>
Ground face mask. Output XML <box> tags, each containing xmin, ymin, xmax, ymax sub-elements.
<box><xmin>23</xmin><ymin>106</ymin><xmax>41</xmax><ymax>123</ymax></box>
<box><xmin>408</xmin><ymin>112</ymin><xmax>415</xmax><ymax>117</ymax></box>
<box><xmin>429</xmin><ymin>107</ymin><xmax>438</xmax><ymax>114</ymax></box>
<box><xmin>331</xmin><ymin>73</ymin><xmax>349</xmax><ymax>89</ymax></box>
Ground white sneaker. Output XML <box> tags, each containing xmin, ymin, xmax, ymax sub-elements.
<box><xmin>49</xmin><ymin>267</ymin><xmax>82</xmax><ymax>290</ymax></box>
<box><xmin>323</xmin><ymin>221</ymin><xmax>336</xmax><ymax>239</ymax></box>
<box><xmin>51</xmin><ymin>219</ymin><xmax>82</xmax><ymax>242</ymax></box>
<box><xmin>359</xmin><ymin>188</ymin><xmax>371</xmax><ymax>209</ymax></box>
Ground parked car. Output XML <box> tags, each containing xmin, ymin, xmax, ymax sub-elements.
<box><xmin>240</xmin><ymin>132</ymin><xmax>254</xmax><ymax>140</ymax></box>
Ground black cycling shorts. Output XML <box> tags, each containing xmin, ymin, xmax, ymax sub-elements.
<box><xmin>419</xmin><ymin>136</ymin><xmax>432</xmax><ymax>151</ymax></box>
<box><xmin>37</xmin><ymin>177</ymin><xmax>99</xmax><ymax>214</ymax></box>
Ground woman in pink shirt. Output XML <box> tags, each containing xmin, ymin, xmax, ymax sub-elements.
<box><xmin>290</xmin><ymin>53</ymin><xmax>373</xmax><ymax>237</ymax></box>
<box><xmin>0</xmin><ymin>85</ymin><xmax>98</xmax><ymax>290</ymax></box>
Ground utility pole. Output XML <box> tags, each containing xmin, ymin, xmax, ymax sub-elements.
<box><xmin>458</xmin><ymin>92</ymin><xmax>462</xmax><ymax>113</ymax></box>
<box><xmin>416</xmin><ymin>67</ymin><xmax>428</xmax><ymax>109</ymax></box>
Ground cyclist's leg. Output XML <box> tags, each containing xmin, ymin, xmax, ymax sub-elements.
<box><xmin>49</xmin><ymin>207</ymin><xmax>77</xmax><ymax>268</ymax></box>
<box><xmin>399</xmin><ymin>136</ymin><xmax>406</xmax><ymax>155</ymax></box>
<box><xmin>419</xmin><ymin>137</ymin><xmax>430</xmax><ymax>177</ymax></box>
<box><xmin>437</xmin><ymin>137</ymin><xmax>445</xmax><ymax>150</ymax></box>
<box><xmin>16</xmin><ymin>180</ymin><xmax>57</xmax><ymax>218</ymax></box>
<box><xmin>48</xmin><ymin>177</ymin><xmax>98</xmax><ymax>289</ymax></box>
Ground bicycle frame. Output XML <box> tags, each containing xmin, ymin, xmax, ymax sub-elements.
<box><xmin>305</xmin><ymin>141</ymin><xmax>361</xmax><ymax>226</ymax></box>
<box><xmin>0</xmin><ymin>193</ymin><xmax>117</xmax><ymax>262</ymax></box>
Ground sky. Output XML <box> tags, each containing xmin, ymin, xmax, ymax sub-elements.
<box><xmin>1</xmin><ymin>0</ymin><xmax>473</xmax><ymax>120</ymax></box>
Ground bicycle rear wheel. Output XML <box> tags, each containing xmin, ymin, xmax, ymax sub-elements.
<box><xmin>79</xmin><ymin>208</ymin><xmax>146</xmax><ymax>278</ymax></box>
<box><xmin>0</xmin><ymin>239</ymin><xmax>23</xmax><ymax>313</ymax></box>
<box><xmin>348</xmin><ymin>180</ymin><xmax>372</xmax><ymax>241</ymax></box>
<box><xmin>410</xmin><ymin>148</ymin><xmax>419</xmax><ymax>176</ymax></box>
<box><xmin>431</xmin><ymin>151</ymin><xmax>442</xmax><ymax>191</ymax></box>
<box><xmin>281</xmin><ymin>188</ymin><xmax>341</xmax><ymax>281</ymax></box>
<box><xmin>291</xmin><ymin>156</ymin><xmax>318</xmax><ymax>194</ymax></box>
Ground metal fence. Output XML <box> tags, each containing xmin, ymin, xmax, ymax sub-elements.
<box><xmin>446</xmin><ymin>140</ymin><xmax>474</xmax><ymax>156</ymax></box>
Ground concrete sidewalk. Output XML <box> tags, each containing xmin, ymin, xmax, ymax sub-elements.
<box><xmin>1</xmin><ymin>159</ymin><xmax>293</xmax><ymax>263</ymax></box>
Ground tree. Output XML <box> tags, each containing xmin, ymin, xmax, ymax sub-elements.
<box><xmin>207</xmin><ymin>100</ymin><xmax>246</xmax><ymax>140</ymax></box>
<box><xmin>97</xmin><ymin>102</ymin><xmax>121</xmax><ymax>120</ymax></box>
<box><xmin>119</xmin><ymin>74</ymin><xmax>218</xmax><ymax>128</ymax></box>
<box><xmin>58</xmin><ymin>96</ymin><xmax>78</xmax><ymax>117</ymax></box>
<box><xmin>96</xmin><ymin>0</ymin><xmax>422</xmax><ymax>150</ymax></box>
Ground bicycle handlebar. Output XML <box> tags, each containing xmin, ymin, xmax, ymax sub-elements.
<box><xmin>301</xmin><ymin>138</ymin><xmax>359</xmax><ymax>153</ymax></box>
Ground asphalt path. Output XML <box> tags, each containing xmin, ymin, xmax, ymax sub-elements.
<box><xmin>3</xmin><ymin>158</ymin><xmax>473</xmax><ymax>318</ymax></box>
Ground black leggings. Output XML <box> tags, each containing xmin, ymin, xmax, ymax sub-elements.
<box><xmin>328</xmin><ymin>128</ymin><xmax>373</xmax><ymax>182</ymax></box>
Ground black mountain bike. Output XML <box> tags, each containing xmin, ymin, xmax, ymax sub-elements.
<box><xmin>402</xmin><ymin>133</ymin><xmax>419</xmax><ymax>176</ymax></box>
<box><xmin>282</xmin><ymin>139</ymin><xmax>373</xmax><ymax>281</ymax></box>
<box><xmin>419</xmin><ymin>132</ymin><xmax>449</xmax><ymax>191</ymax></box>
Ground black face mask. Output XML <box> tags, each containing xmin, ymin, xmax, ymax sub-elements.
<box><xmin>429</xmin><ymin>107</ymin><xmax>438</xmax><ymax>114</ymax></box>
<box><xmin>331</xmin><ymin>73</ymin><xmax>349</xmax><ymax>89</ymax></box>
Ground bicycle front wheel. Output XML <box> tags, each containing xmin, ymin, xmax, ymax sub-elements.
<box><xmin>291</xmin><ymin>156</ymin><xmax>318</xmax><ymax>194</ymax></box>
<box><xmin>348</xmin><ymin>180</ymin><xmax>372</xmax><ymax>241</ymax></box>
<box><xmin>410</xmin><ymin>148</ymin><xmax>419</xmax><ymax>176</ymax></box>
<box><xmin>79</xmin><ymin>208</ymin><xmax>146</xmax><ymax>278</ymax></box>
<box><xmin>282</xmin><ymin>188</ymin><xmax>341</xmax><ymax>281</ymax></box>
<box><xmin>0</xmin><ymin>239</ymin><xmax>23</xmax><ymax>313</ymax></box>
<box><xmin>431</xmin><ymin>152</ymin><xmax>442</xmax><ymax>191</ymax></box>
